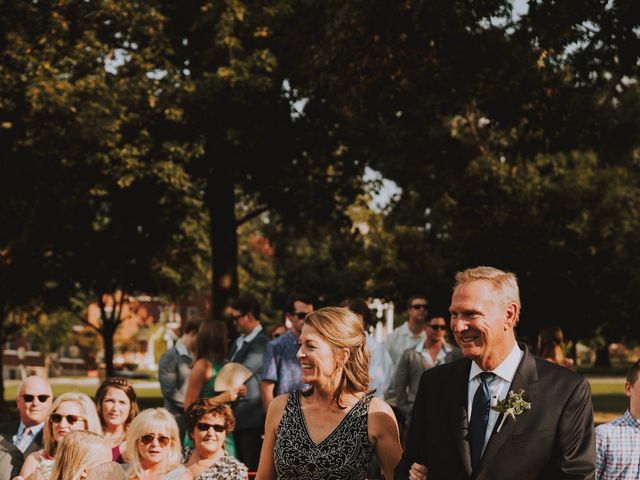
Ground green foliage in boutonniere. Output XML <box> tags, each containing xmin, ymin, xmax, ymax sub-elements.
<box><xmin>491</xmin><ymin>389</ymin><xmax>532</xmax><ymax>432</ymax></box>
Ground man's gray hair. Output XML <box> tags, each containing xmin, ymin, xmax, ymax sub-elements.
<box><xmin>454</xmin><ymin>266</ymin><xmax>521</xmax><ymax>322</ymax></box>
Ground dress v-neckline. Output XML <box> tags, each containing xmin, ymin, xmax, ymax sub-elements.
<box><xmin>296</xmin><ymin>391</ymin><xmax>367</xmax><ymax>447</ymax></box>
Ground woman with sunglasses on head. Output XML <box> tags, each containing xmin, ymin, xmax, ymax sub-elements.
<box><xmin>256</xmin><ymin>307</ymin><xmax>402</xmax><ymax>480</ymax></box>
<box><xmin>19</xmin><ymin>392</ymin><xmax>102</xmax><ymax>480</ymax></box>
<box><xmin>183</xmin><ymin>399</ymin><xmax>247</xmax><ymax>480</ymax></box>
<box><xmin>183</xmin><ymin>321</ymin><xmax>246</xmax><ymax>454</ymax></box>
<box><xmin>125</xmin><ymin>408</ymin><xmax>191</xmax><ymax>480</ymax></box>
<box><xmin>49</xmin><ymin>431</ymin><xmax>112</xmax><ymax>480</ymax></box>
<box><xmin>95</xmin><ymin>377</ymin><xmax>140</xmax><ymax>463</ymax></box>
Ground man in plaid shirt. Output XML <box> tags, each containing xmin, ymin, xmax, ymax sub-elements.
<box><xmin>596</xmin><ymin>360</ymin><xmax>640</xmax><ymax>480</ymax></box>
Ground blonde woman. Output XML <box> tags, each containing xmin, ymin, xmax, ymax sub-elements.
<box><xmin>256</xmin><ymin>307</ymin><xmax>402</xmax><ymax>480</ymax></box>
<box><xmin>125</xmin><ymin>408</ymin><xmax>191</xmax><ymax>480</ymax></box>
<box><xmin>19</xmin><ymin>392</ymin><xmax>102</xmax><ymax>480</ymax></box>
<box><xmin>49</xmin><ymin>431</ymin><xmax>112</xmax><ymax>480</ymax></box>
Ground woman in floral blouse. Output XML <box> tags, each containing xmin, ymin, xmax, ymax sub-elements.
<box><xmin>183</xmin><ymin>399</ymin><xmax>248</xmax><ymax>480</ymax></box>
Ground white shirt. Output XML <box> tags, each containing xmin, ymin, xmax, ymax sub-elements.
<box><xmin>175</xmin><ymin>338</ymin><xmax>193</xmax><ymax>360</ymax></box>
<box><xmin>366</xmin><ymin>332</ymin><xmax>394</xmax><ymax>398</ymax></box>
<box><xmin>467</xmin><ymin>343</ymin><xmax>523</xmax><ymax>454</ymax></box>
<box><xmin>386</xmin><ymin>321</ymin><xmax>426</xmax><ymax>367</ymax></box>
<box><xmin>415</xmin><ymin>340</ymin><xmax>453</xmax><ymax>367</ymax></box>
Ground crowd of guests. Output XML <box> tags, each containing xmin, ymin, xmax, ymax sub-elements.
<box><xmin>1</xmin><ymin>266</ymin><xmax>638</xmax><ymax>479</ymax></box>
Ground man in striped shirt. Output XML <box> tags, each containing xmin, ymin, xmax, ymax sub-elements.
<box><xmin>596</xmin><ymin>360</ymin><xmax>640</xmax><ymax>480</ymax></box>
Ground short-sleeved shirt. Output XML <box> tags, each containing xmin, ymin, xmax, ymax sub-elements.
<box><xmin>261</xmin><ymin>330</ymin><xmax>307</xmax><ymax>396</ymax></box>
<box><xmin>596</xmin><ymin>409</ymin><xmax>640</xmax><ymax>480</ymax></box>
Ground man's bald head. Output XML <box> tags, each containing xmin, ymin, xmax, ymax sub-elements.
<box><xmin>16</xmin><ymin>376</ymin><xmax>53</xmax><ymax>426</ymax></box>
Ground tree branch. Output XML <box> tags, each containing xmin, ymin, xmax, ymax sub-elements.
<box><xmin>236</xmin><ymin>206</ymin><xmax>270</xmax><ymax>226</ymax></box>
<box><xmin>74</xmin><ymin>312</ymin><xmax>101</xmax><ymax>333</ymax></box>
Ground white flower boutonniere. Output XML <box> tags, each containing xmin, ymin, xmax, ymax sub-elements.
<box><xmin>491</xmin><ymin>389</ymin><xmax>531</xmax><ymax>432</ymax></box>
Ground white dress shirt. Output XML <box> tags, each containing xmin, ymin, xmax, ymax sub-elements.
<box><xmin>386</xmin><ymin>321</ymin><xmax>426</xmax><ymax>367</ymax></box>
<box><xmin>467</xmin><ymin>343</ymin><xmax>524</xmax><ymax>454</ymax></box>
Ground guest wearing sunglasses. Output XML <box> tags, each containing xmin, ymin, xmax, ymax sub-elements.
<box><xmin>18</xmin><ymin>392</ymin><xmax>102</xmax><ymax>480</ymax></box>
<box><xmin>393</xmin><ymin>316</ymin><xmax>462</xmax><ymax>433</ymax></box>
<box><xmin>183</xmin><ymin>399</ymin><xmax>247</xmax><ymax>480</ymax></box>
<box><xmin>125</xmin><ymin>408</ymin><xmax>191</xmax><ymax>480</ymax></box>
<box><xmin>0</xmin><ymin>375</ymin><xmax>52</xmax><ymax>456</ymax></box>
<box><xmin>260</xmin><ymin>294</ymin><xmax>314</xmax><ymax>411</ymax></box>
<box><xmin>95</xmin><ymin>377</ymin><xmax>140</xmax><ymax>463</ymax></box>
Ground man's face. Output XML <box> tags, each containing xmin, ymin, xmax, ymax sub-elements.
<box><xmin>287</xmin><ymin>300</ymin><xmax>314</xmax><ymax>336</ymax></box>
<box><xmin>425</xmin><ymin>317</ymin><xmax>447</xmax><ymax>343</ymax></box>
<box><xmin>407</xmin><ymin>298</ymin><xmax>428</xmax><ymax>325</ymax></box>
<box><xmin>449</xmin><ymin>280</ymin><xmax>516</xmax><ymax>368</ymax></box>
<box><xmin>231</xmin><ymin>308</ymin><xmax>254</xmax><ymax>336</ymax></box>
<box><xmin>625</xmin><ymin>375</ymin><xmax>640</xmax><ymax>415</ymax></box>
<box><xmin>183</xmin><ymin>330</ymin><xmax>198</xmax><ymax>353</ymax></box>
<box><xmin>16</xmin><ymin>376</ymin><xmax>53</xmax><ymax>426</ymax></box>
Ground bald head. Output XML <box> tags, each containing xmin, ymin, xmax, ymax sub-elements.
<box><xmin>17</xmin><ymin>376</ymin><xmax>53</xmax><ymax>426</ymax></box>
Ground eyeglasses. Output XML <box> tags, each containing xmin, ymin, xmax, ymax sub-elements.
<box><xmin>428</xmin><ymin>325</ymin><xmax>447</xmax><ymax>331</ymax></box>
<box><xmin>196</xmin><ymin>422</ymin><xmax>226</xmax><ymax>433</ymax></box>
<box><xmin>139</xmin><ymin>434</ymin><xmax>171</xmax><ymax>447</ymax></box>
<box><xmin>231</xmin><ymin>313</ymin><xmax>246</xmax><ymax>321</ymax></box>
<box><xmin>50</xmin><ymin>413</ymin><xmax>86</xmax><ymax>425</ymax></box>
<box><xmin>292</xmin><ymin>312</ymin><xmax>307</xmax><ymax>320</ymax></box>
<box><xmin>410</xmin><ymin>304</ymin><xmax>428</xmax><ymax>310</ymax></box>
<box><xmin>22</xmin><ymin>394</ymin><xmax>50</xmax><ymax>403</ymax></box>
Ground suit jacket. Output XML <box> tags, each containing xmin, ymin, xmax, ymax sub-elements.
<box><xmin>228</xmin><ymin>329</ymin><xmax>270</xmax><ymax>431</ymax></box>
<box><xmin>394</xmin><ymin>343</ymin><xmax>463</xmax><ymax>419</ymax></box>
<box><xmin>158</xmin><ymin>343</ymin><xmax>192</xmax><ymax>415</ymax></box>
<box><xmin>0</xmin><ymin>421</ymin><xmax>44</xmax><ymax>457</ymax></box>
<box><xmin>0</xmin><ymin>435</ymin><xmax>23</xmax><ymax>480</ymax></box>
<box><xmin>395</xmin><ymin>343</ymin><xmax>595</xmax><ymax>480</ymax></box>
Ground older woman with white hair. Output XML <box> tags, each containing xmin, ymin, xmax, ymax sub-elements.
<box><xmin>49</xmin><ymin>431</ymin><xmax>112</xmax><ymax>480</ymax></box>
<box><xmin>125</xmin><ymin>408</ymin><xmax>191</xmax><ymax>480</ymax></box>
<box><xmin>19</xmin><ymin>392</ymin><xmax>102</xmax><ymax>480</ymax></box>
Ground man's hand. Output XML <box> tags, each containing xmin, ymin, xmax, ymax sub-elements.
<box><xmin>409</xmin><ymin>463</ymin><xmax>427</xmax><ymax>480</ymax></box>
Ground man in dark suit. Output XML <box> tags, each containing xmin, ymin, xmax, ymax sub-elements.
<box><xmin>0</xmin><ymin>375</ymin><xmax>52</xmax><ymax>457</ymax></box>
<box><xmin>228</xmin><ymin>294</ymin><xmax>270</xmax><ymax>472</ymax></box>
<box><xmin>396</xmin><ymin>266</ymin><xmax>595</xmax><ymax>480</ymax></box>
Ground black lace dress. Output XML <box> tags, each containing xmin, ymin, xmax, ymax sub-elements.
<box><xmin>273</xmin><ymin>390</ymin><xmax>375</xmax><ymax>480</ymax></box>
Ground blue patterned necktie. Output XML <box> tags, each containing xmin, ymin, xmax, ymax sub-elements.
<box><xmin>469</xmin><ymin>372</ymin><xmax>495</xmax><ymax>470</ymax></box>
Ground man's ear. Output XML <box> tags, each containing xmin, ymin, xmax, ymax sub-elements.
<box><xmin>504</xmin><ymin>303</ymin><xmax>518</xmax><ymax>330</ymax></box>
<box><xmin>624</xmin><ymin>381</ymin><xmax>633</xmax><ymax>399</ymax></box>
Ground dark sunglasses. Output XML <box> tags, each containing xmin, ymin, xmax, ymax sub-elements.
<box><xmin>22</xmin><ymin>394</ymin><xmax>50</xmax><ymax>403</ymax></box>
<box><xmin>139</xmin><ymin>434</ymin><xmax>171</xmax><ymax>447</ymax></box>
<box><xmin>410</xmin><ymin>304</ymin><xmax>428</xmax><ymax>310</ymax></box>
<box><xmin>196</xmin><ymin>422</ymin><xmax>226</xmax><ymax>433</ymax></box>
<box><xmin>428</xmin><ymin>325</ymin><xmax>447</xmax><ymax>331</ymax></box>
<box><xmin>50</xmin><ymin>413</ymin><xmax>85</xmax><ymax>425</ymax></box>
<box><xmin>292</xmin><ymin>312</ymin><xmax>308</xmax><ymax>320</ymax></box>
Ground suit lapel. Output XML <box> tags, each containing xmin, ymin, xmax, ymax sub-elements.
<box><xmin>451</xmin><ymin>358</ymin><xmax>473</xmax><ymax>477</ymax></box>
<box><xmin>232</xmin><ymin>339</ymin><xmax>250</xmax><ymax>363</ymax></box>
<box><xmin>476</xmin><ymin>344</ymin><xmax>538</xmax><ymax>476</ymax></box>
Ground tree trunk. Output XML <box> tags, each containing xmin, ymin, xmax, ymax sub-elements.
<box><xmin>99</xmin><ymin>294</ymin><xmax>124</xmax><ymax>378</ymax></box>
<box><xmin>206</xmin><ymin>162</ymin><xmax>239</xmax><ymax>319</ymax></box>
<box><xmin>594</xmin><ymin>344</ymin><xmax>611</xmax><ymax>368</ymax></box>
<box><xmin>0</xmin><ymin>315</ymin><xmax>7</xmax><ymax>420</ymax></box>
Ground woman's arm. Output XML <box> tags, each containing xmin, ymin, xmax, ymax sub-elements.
<box><xmin>184</xmin><ymin>359</ymin><xmax>209</xmax><ymax>409</ymax></box>
<box><xmin>254</xmin><ymin>394</ymin><xmax>288</xmax><ymax>480</ymax></box>
<box><xmin>18</xmin><ymin>452</ymin><xmax>39</xmax><ymax>479</ymax></box>
<box><xmin>368</xmin><ymin>397</ymin><xmax>402</xmax><ymax>479</ymax></box>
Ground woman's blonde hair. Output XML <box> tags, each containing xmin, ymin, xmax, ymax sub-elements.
<box><xmin>49</xmin><ymin>431</ymin><xmax>110</xmax><ymax>480</ymax></box>
<box><xmin>302</xmin><ymin>307</ymin><xmax>370</xmax><ymax>408</ymax></box>
<box><xmin>44</xmin><ymin>392</ymin><xmax>103</xmax><ymax>456</ymax></box>
<box><xmin>125</xmin><ymin>408</ymin><xmax>182</xmax><ymax>479</ymax></box>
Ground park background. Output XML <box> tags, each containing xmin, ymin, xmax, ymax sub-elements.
<box><xmin>1</xmin><ymin>1</ymin><xmax>639</xmax><ymax>421</ymax></box>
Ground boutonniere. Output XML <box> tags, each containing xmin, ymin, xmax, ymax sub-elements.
<box><xmin>491</xmin><ymin>389</ymin><xmax>531</xmax><ymax>432</ymax></box>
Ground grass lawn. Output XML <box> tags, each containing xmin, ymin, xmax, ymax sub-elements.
<box><xmin>590</xmin><ymin>379</ymin><xmax>627</xmax><ymax>423</ymax></box>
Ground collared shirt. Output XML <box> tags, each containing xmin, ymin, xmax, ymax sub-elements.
<box><xmin>415</xmin><ymin>340</ymin><xmax>452</xmax><ymax>367</ymax></box>
<box><xmin>262</xmin><ymin>330</ymin><xmax>306</xmax><ymax>396</ymax></box>
<box><xmin>367</xmin><ymin>332</ymin><xmax>394</xmax><ymax>398</ymax></box>
<box><xmin>386</xmin><ymin>322</ymin><xmax>426</xmax><ymax>367</ymax></box>
<box><xmin>13</xmin><ymin>421</ymin><xmax>44</xmax><ymax>452</ymax></box>
<box><xmin>596</xmin><ymin>409</ymin><xmax>640</xmax><ymax>480</ymax></box>
<box><xmin>231</xmin><ymin>324</ymin><xmax>264</xmax><ymax>359</ymax></box>
<box><xmin>468</xmin><ymin>343</ymin><xmax>523</xmax><ymax>454</ymax></box>
<box><xmin>174</xmin><ymin>338</ymin><xmax>193</xmax><ymax>360</ymax></box>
